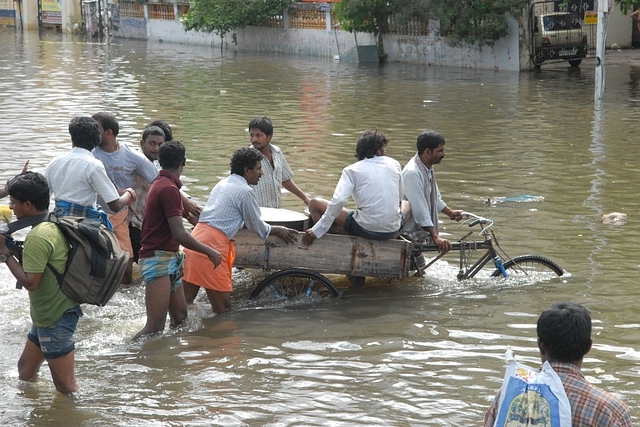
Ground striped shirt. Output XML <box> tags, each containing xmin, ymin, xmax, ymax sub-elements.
<box><xmin>198</xmin><ymin>174</ymin><xmax>271</xmax><ymax>240</ymax></box>
<box><xmin>252</xmin><ymin>144</ymin><xmax>293</xmax><ymax>208</ymax></box>
<box><xmin>485</xmin><ymin>362</ymin><xmax>632</xmax><ymax>427</ymax></box>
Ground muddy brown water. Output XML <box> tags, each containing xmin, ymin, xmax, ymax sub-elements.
<box><xmin>1</xmin><ymin>29</ymin><xmax>640</xmax><ymax>425</ymax></box>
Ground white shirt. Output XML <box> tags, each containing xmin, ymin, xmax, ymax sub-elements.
<box><xmin>311</xmin><ymin>156</ymin><xmax>404</xmax><ymax>238</ymax></box>
<box><xmin>44</xmin><ymin>147</ymin><xmax>119</xmax><ymax>208</ymax></box>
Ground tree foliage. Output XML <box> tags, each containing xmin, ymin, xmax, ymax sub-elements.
<box><xmin>333</xmin><ymin>0</ymin><xmax>389</xmax><ymax>35</ymax></box>
<box><xmin>424</xmin><ymin>0</ymin><xmax>523</xmax><ymax>46</ymax></box>
<box><xmin>333</xmin><ymin>0</ymin><xmax>389</xmax><ymax>60</ymax></box>
<box><xmin>334</xmin><ymin>0</ymin><xmax>525</xmax><ymax>61</ymax></box>
<box><xmin>182</xmin><ymin>0</ymin><xmax>292</xmax><ymax>38</ymax></box>
<box><xmin>614</xmin><ymin>0</ymin><xmax>636</xmax><ymax>14</ymax></box>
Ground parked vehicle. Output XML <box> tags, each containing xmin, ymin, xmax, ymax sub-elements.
<box><xmin>533</xmin><ymin>12</ymin><xmax>588</xmax><ymax>67</ymax></box>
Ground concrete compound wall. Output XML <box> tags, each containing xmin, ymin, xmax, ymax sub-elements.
<box><xmin>385</xmin><ymin>17</ymin><xmax>521</xmax><ymax>70</ymax></box>
<box><xmin>137</xmin><ymin>13</ymin><xmax>522</xmax><ymax>71</ymax></box>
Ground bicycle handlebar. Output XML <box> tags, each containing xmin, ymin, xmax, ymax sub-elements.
<box><xmin>460</xmin><ymin>212</ymin><xmax>494</xmax><ymax>234</ymax></box>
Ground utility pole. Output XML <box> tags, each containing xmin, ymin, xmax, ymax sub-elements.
<box><xmin>594</xmin><ymin>0</ymin><xmax>609</xmax><ymax>101</ymax></box>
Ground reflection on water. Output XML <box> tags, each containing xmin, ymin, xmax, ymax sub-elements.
<box><xmin>1</xmin><ymin>29</ymin><xmax>640</xmax><ymax>425</ymax></box>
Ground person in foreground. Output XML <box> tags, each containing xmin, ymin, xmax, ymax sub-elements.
<box><xmin>484</xmin><ymin>302</ymin><xmax>632</xmax><ymax>427</ymax></box>
<box><xmin>132</xmin><ymin>141</ymin><xmax>221</xmax><ymax>341</ymax></box>
<box><xmin>182</xmin><ymin>147</ymin><xmax>299</xmax><ymax>314</ymax></box>
<box><xmin>402</xmin><ymin>129</ymin><xmax>463</xmax><ymax>255</ymax></box>
<box><xmin>0</xmin><ymin>172</ymin><xmax>82</xmax><ymax>394</ymax></box>
<box><xmin>302</xmin><ymin>129</ymin><xmax>409</xmax><ymax>246</ymax></box>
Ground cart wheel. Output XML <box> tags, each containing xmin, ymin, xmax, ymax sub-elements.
<box><xmin>491</xmin><ymin>255</ymin><xmax>564</xmax><ymax>278</ymax></box>
<box><xmin>249</xmin><ymin>268</ymin><xmax>340</xmax><ymax>301</ymax></box>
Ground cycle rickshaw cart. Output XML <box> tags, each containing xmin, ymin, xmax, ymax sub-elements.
<box><xmin>235</xmin><ymin>211</ymin><xmax>564</xmax><ymax>303</ymax></box>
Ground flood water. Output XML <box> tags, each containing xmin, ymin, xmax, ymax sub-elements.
<box><xmin>2</xmin><ymin>29</ymin><xmax>640</xmax><ymax>425</ymax></box>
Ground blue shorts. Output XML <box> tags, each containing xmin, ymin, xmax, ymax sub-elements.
<box><xmin>139</xmin><ymin>250</ymin><xmax>185</xmax><ymax>292</ymax></box>
<box><xmin>27</xmin><ymin>306</ymin><xmax>83</xmax><ymax>359</ymax></box>
<box><xmin>344</xmin><ymin>210</ymin><xmax>404</xmax><ymax>240</ymax></box>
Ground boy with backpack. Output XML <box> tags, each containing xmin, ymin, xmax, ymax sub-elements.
<box><xmin>0</xmin><ymin>172</ymin><xmax>82</xmax><ymax>394</ymax></box>
<box><xmin>132</xmin><ymin>140</ymin><xmax>221</xmax><ymax>341</ymax></box>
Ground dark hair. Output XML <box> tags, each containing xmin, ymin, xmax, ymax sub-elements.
<box><xmin>248</xmin><ymin>117</ymin><xmax>273</xmax><ymax>137</ymax></box>
<box><xmin>537</xmin><ymin>302</ymin><xmax>592</xmax><ymax>363</ymax></box>
<box><xmin>142</xmin><ymin>125</ymin><xmax>166</xmax><ymax>142</ymax></box>
<box><xmin>91</xmin><ymin>112</ymin><xmax>119</xmax><ymax>137</ymax></box>
<box><xmin>230</xmin><ymin>147</ymin><xmax>263</xmax><ymax>176</ymax></box>
<box><xmin>158</xmin><ymin>140</ymin><xmax>186</xmax><ymax>170</ymax></box>
<box><xmin>416</xmin><ymin>129</ymin><xmax>446</xmax><ymax>155</ymax></box>
<box><xmin>7</xmin><ymin>172</ymin><xmax>50</xmax><ymax>211</ymax></box>
<box><xmin>68</xmin><ymin>116</ymin><xmax>101</xmax><ymax>150</ymax></box>
<box><xmin>147</xmin><ymin>119</ymin><xmax>173</xmax><ymax>142</ymax></box>
<box><xmin>355</xmin><ymin>129</ymin><xmax>388</xmax><ymax>161</ymax></box>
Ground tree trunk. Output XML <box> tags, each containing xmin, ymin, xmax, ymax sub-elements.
<box><xmin>376</xmin><ymin>29</ymin><xmax>386</xmax><ymax>63</ymax></box>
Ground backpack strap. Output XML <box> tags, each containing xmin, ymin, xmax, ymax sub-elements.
<box><xmin>4</xmin><ymin>213</ymin><xmax>51</xmax><ymax>235</ymax></box>
<box><xmin>5</xmin><ymin>213</ymin><xmax>53</xmax><ymax>290</ymax></box>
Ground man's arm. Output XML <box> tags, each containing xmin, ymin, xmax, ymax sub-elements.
<box><xmin>166</xmin><ymin>215</ymin><xmax>221</xmax><ymax>267</ymax></box>
<box><xmin>442</xmin><ymin>206</ymin><xmax>463</xmax><ymax>221</ymax></box>
<box><xmin>307</xmin><ymin>170</ymin><xmax>353</xmax><ymax>241</ymax></box>
<box><xmin>633</xmin><ymin>9</ymin><xmax>640</xmax><ymax>30</ymax></box>
<box><xmin>106</xmin><ymin>188</ymin><xmax>136</xmax><ymax>212</ymax></box>
<box><xmin>268</xmin><ymin>225</ymin><xmax>299</xmax><ymax>245</ymax></box>
<box><xmin>0</xmin><ymin>253</ymin><xmax>43</xmax><ymax>291</ymax></box>
<box><xmin>0</xmin><ymin>232</ymin><xmax>43</xmax><ymax>291</ymax></box>
<box><xmin>282</xmin><ymin>179</ymin><xmax>310</xmax><ymax>205</ymax></box>
<box><xmin>180</xmin><ymin>192</ymin><xmax>202</xmax><ymax>226</ymax></box>
<box><xmin>135</xmin><ymin>151</ymin><xmax>160</xmax><ymax>184</ymax></box>
<box><xmin>0</xmin><ymin>161</ymin><xmax>30</xmax><ymax>199</ymax></box>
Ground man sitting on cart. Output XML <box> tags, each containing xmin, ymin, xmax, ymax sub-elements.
<box><xmin>302</xmin><ymin>130</ymin><xmax>410</xmax><ymax>246</ymax></box>
<box><xmin>182</xmin><ymin>147</ymin><xmax>299</xmax><ymax>314</ymax></box>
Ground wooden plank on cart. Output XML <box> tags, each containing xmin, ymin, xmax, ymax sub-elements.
<box><xmin>233</xmin><ymin>229</ymin><xmax>412</xmax><ymax>279</ymax></box>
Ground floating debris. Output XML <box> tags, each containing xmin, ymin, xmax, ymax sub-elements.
<box><xmin>602</xmin><ymin>212</ymin><xmax>627</xmax><ymax>225</ymax></box>
<box><xmin>484</xmin><ymin>195</ymin><xmax>545</xmax><ymax>206</ymax></box>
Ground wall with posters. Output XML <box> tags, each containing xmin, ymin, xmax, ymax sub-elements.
<box><xmin>0</xmin><ymin>0</ymin><xmax>15</xmax><ymax>28</ymax></box>
<box><xmin>41</xmin><ymin>0</ymin><xmax>62</xmax><ymax>26</ymax></box>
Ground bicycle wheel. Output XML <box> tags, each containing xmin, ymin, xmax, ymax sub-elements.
<box><xmin>491</xmin><ymin>255</ymin><xmax>564</xmax><ymax>278</ymax></box>
<box><xmin>249</xmin><ymin>268</ymin><xmax>340</xmax><ymax>302</ymax></box>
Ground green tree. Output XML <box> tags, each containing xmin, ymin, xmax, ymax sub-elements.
<box><xmin>420</xmin><ymin>0</ymin><xmax>524</xmax><ymax>46</ymax></box>
<box><xmin>333</xmin><ymin>0</ymin><xmax>390</xmax><ymax>62</ymax></box>
<box><xmin>334</xmin><ymin>0</ymin><xmax>524</xmax><ymax>61</ymax></box>
<box><xmin>182</xmin><ymin>0</ymin><xmax>292</xmax><ymax>42</ymax></box>
<box><xmin>614</xmin><ymin>0</ymin><xmax>637</xmax><ymax>13</ymax></box>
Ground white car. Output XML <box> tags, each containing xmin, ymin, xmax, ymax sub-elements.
<box><xmin>533</xmin><ymin>12</ymin><xmax>588</xmax><ymax>67</ymax></box>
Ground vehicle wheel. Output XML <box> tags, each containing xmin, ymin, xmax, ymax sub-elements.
<box><xmin>249</xmin><ymin>268</ymin><xmax>340</xmax><ymax>301</ymax></box>
<box><xmin>568</xmin><ymin>59</ymin><xmax>582</xmax><ymax>67</ymax></box>
<box><xmin>491</xmin><ymin>255</ymin><xmax>564</xmax><ymax>278</ymax></box>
